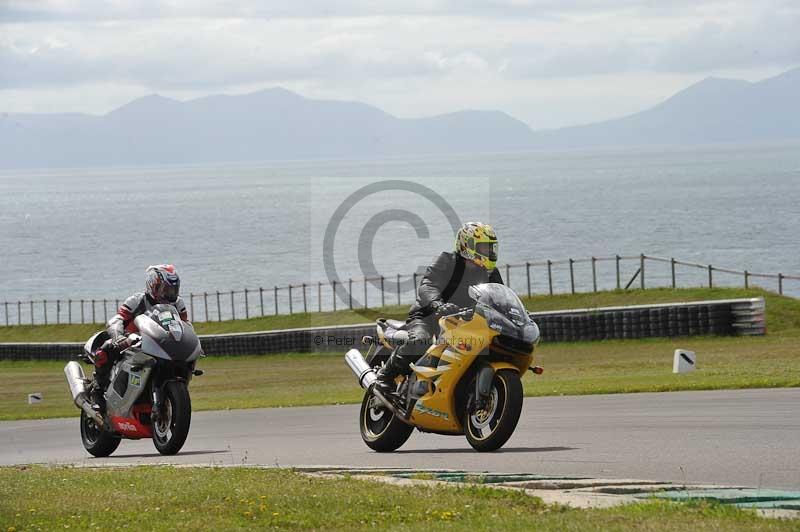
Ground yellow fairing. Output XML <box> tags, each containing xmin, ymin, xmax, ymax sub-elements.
<box><xmin>407</xmin><ymin>314</ymin><xmax>534</xmax><ymax>434</ymax></box>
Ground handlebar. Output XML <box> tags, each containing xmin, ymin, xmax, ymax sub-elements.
<box><xmin>442</xmin><ymin>307</ymin><xmax>474</xmax><ymax>320</ymax></box>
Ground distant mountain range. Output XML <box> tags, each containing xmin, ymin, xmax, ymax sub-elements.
<box><xmin>2</xmin><ymin>68</ymin><xmax>799</xmax><ymax>168</ymax></box>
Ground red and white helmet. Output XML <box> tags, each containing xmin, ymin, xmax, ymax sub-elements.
<box><xmin>145</xmin><ymin>264</ymin><xmax>180</xmax><ymax>304</ymax></box>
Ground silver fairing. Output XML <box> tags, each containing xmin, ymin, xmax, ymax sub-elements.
<box><xmin>134</xmin><ymin>314</ymin><xmax>203</xmax><ymax>362</ymax></box>
<box><xmin>83</xmin><ymin>330</ymin><xmax>111</xmax><ymax>361</ymax></box>
<box><xmin>105</xmin><ymin>350</ymin><xmax>155</xmax><ymax>418</ymax></box>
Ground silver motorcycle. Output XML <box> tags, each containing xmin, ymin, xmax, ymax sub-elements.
<box><xmin>64</xmin><ymin>304</ymin><xmax>204</xmax><ymax>457</ymax></box>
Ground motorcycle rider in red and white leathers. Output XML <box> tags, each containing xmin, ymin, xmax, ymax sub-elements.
<box><xmin>91</xmin><ymin>264</ymin><xmax>188</xmax><ymax>410</ymax></box>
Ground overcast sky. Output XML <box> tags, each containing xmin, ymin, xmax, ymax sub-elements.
<box><xmin>2</xmin><ymin>0</ymin><xmax>798</xmax><ymax>129</ymax></box>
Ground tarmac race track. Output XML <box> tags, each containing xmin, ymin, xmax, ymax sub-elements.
<box><xmin>1</xmin><ymin>388</ymin><xmax>798</xmax><ymax>489</ymax></box>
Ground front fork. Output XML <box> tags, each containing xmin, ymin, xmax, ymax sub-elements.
<box><xmin>150</xmin><ymin>363</ymin><xmax>197</xmax><ymax>424</ymax></box>
<box><xmin>475</xmin><ymin>365</ymin><xmax>495</xmax><ymax>410</ymax></box>
<box><xmin>151</xmin><ymin>382</ymin><xmax>163</xmax><ymax>425</ymax></box>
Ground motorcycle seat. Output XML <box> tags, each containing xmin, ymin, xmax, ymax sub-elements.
<box><xmin>377</xmin><ymin>318</ymin><xmax>409</xmax><ymax>345</ymax></box>
<box><xmin>384</xmin><ymin>319</ymin><xmax>407</xmax><ymax>331</ymax></box>
<box><xmin>384</xmin><ymin>328</ymin><xmax>409</xmax><ymax>346</ymax></box>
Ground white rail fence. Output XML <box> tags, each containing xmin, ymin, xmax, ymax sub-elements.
<box><xmin>1</xmin><ymin>254</ymin><xmax>797</xmax><ymax>326</ymax></box>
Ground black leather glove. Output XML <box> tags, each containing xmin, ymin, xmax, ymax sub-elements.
<box><xmin>432</xmin><ymin>301</ymin><xmax>460</xmax><ymax>318</ymax></box>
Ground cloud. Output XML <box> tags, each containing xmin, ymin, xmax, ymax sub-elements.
<box><xmin>1</xmin><ymin>0</ymin><xmax>798</xmax><ymax>128</ymax></box>
<box><xmin>1</xmin><ymin>17</ymin><xmax>497</xmax><ymax>90</ymax></box>
<box><xmin>3</xmin><ymin>1</ymin><xmax>798</xmax><ymax>93</ymax></box>
<box><xmin>0</xmin><ymin>0</ymin><xmax>729</xmax><ymax>22</ymax></box>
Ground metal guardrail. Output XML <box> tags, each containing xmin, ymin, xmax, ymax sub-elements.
<box><xmin>0</xmin><ymin>253</ymin><xmax>796</xmax><ymax>326</ymax></box>
<box><xmin>0</xmin><ymin>298</ymin><xmax>765</xmax><ymax>361</ymax></box>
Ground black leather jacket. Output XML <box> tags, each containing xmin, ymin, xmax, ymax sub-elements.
<box><xmin>408</xmin><ymin>252</ymin><xmax>503</xmax><ymax>321</ymax></box>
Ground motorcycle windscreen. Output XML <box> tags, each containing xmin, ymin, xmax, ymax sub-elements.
<box><xmin>469</xmin><ymin>283</ymin><xmax>540</xmax><ymax>346</ymax></box>
<box><xmin>135</xmin><ymin>314</ymin><xmax>203</xmax><ymax>362</ymax></box>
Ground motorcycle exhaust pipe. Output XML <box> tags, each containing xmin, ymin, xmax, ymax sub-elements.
<box><xmin>344</xmin><ymin>349</ymin><xmax>409</xmax><ymax>422</ymax></box>
<box><xmin>64</xmin><ymin>361</ymin><xmax>87</xmax><ymax>400</ymax></box>
<box><xmin>64</xmin><ymin>361</ymin><xmax>105</xmax><ymax>428</ymax></box>
<box><xmin>345</xmin><ymin>349</ymin><xmax>377</xmax><ymax>389</ymax></box>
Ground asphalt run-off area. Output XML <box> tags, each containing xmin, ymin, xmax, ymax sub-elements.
<box><xmin>2</xmin><ymin>388</ymin><xmax>799</xmax><ymax>492</ymax></box>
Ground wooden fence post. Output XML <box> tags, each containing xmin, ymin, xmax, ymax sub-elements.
<box><xmin>260</xmin><ymin>287</ymin><xmax>265</xmax><ymax>316</ymax></box>
<box><xmin>216</xmin><ymin>291</ymin><xmax>221</xmax><ymax>322</ymax></box>
<box><xmin>526</xmin><ymin>262</ymin><xmax>531</xmax><ymax>297</ymax></box>
<box><xmin>569</xmin><ymin>258</ymin><xmax>575</xmax><ymax>294</ymax></box>
<box><xmin>230</xmin><ymin>291</ymin><xmax>236</xmax><ymax>320</ymax></box>
<box><xmin>591</xmin><ymin>257</ymin><xmax>597</xmax><ymax>292</ymax></box>
<box><xmin>744</xmin><ymin>270</ymin><xmax>749</xmax><ymax>289</ymax></box>
<box><xmin>244</xmin><ymin>289</ymin><xmax>249</xmax><ymax>319</ymax></box>
<box><xmin>708</xmin><ymin>265</ymin><xmax>713</xmax><ymax>288</ymax></box>
<box><xmin>640</xmin><ymin>254</ymin><xmax>645</xmax><ymax>289</ymax></box>
<box><xmin>274</xmin><ymin>286</ymin><xmax>279</xmax><ymax>315</ymax></box>
<box><xmin>671</xmin><ymin>258</ymin><xmax>676</xmax><ymax>289</ymax></box>
<box><xmin>615</xmin><ymin>255</ymin><xmax>621</xmax><ymax>290</ymax></box>
<box><xmin>547</xmin><ymin>260</ymin><xmax>553</xmax><ymax>296</ymax></box>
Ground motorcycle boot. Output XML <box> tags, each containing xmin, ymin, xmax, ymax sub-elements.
<box><xmin>374</xmin><ymin>355</ymin><xmax>407</xmax><ymax>396</ymax></box>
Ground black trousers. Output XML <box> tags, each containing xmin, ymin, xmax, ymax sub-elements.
<box><xmin>385</xmin><ymin>317</ymin><xmax>437</xmax><ymax>375</ymax></box>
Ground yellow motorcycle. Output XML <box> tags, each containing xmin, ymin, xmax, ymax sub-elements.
<box><xmin>345</xmin><ymin>283</ymin><xmax>541</xmax><ymax>452</ymax></box>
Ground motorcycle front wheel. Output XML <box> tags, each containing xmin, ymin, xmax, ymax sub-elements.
<box><xmin>80</xmin><ymin>410</ymin><xmax>120</xmax><ymax>457</ymax></box>
<box><xmin>152</xmin><ymin>381</ymin><xmax>192</xmax><ymax>455</ymax></box>
<box><xmin>464</xmin><ymin>369</ymin><xmax>523</xmax><ymax>452</ymax></box>
<box><xmin>359</xmin><ymin>392</ymin><xmax>413</xmax><ymax>452</ymax></box>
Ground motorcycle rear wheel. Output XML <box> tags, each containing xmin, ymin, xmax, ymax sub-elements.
<box><xmin>464</xmin><ymin>369</ymin><xmax>523</xmax><ymax>452</ymax></box>
<box><xmin>152</xmin><ymin>381</ymin><xmax>192</xmax><ymax>455</ymax></box>
<box><xmin>359</xmin><ymin>392</ymin><xmax>413</xmax><ymax>452</ymax></box>
<box><xmin>80</xmin><ymin>410</ymin><xmax>121</xmax><ymax>458</ymax></box>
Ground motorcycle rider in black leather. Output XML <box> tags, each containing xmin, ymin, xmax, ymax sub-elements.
<box><xmin>374</xmin><ymin>222</ymin><xmax>503</xmax><ymax>394</ymax></box>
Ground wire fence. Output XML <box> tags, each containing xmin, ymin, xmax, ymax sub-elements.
<box><xmin>1</xmin><ymin>253</ymin><xmax>798</xmax><ymax>327</ymax></box>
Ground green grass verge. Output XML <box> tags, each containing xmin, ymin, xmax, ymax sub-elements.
<box><xmin>1</xmin><ymin>466</ymin><xmax>794</xmax><ymax>531</ymax></box>
<box><xmin>3</xmin><ymin>333</ymin><xmax>799</xmax><ymax>421</ymax></box>
<box><xmin>1</xmin><ymin>287</ymin><xmax>793</xmax><ymax>343</ymax></box>
<box><xmin>1</xmin><ymin>287</ymin><xmax>798</xmax><ymax>421</ymax></box>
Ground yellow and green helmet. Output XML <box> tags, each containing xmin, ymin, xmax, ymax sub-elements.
<box><xmin>455</xmin><ymin>222</ymin><xmax>498</xmax><ymax>271</ymax></box>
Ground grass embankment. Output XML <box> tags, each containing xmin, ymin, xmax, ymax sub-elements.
<box><xmin>1</xmin><ymin>466</ymin><xmax>794</xmax><ymax>531</ymax></box>
<box><xmin>1</xmin><ymin>288</ymin><xmax>798</xmax><ymax>421</ymax></box>
<box><xmin>0</xmin><ymin>287</ymin><xmax>783</xmax><ymax>343</ymax></box>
